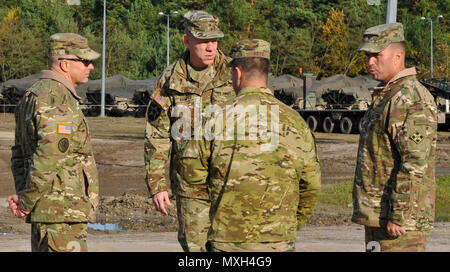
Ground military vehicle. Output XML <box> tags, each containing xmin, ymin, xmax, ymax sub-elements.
<box><xmin>0</xmin><ymin>73</ymin><xmax>41</xmax><ymax>112</ymax></box>
<box><xmin>270</xmin><ymin>73</ymin><xmax>377</xmax><ymax>134</ymax></box>
<box><xmin>1</xmin><ymin>73</ymin><xmax>157</xmax><ymax>117</ymax></box>
<box><xmin>270</xmin><ymin>73</ymin><xmax>450</xmax><ymax>133</ymax></box>
<box><xmin>268</xmin><ymin>74</ymin><xmax>305</xmax><ymax>106</ymax></box>
<box><xmin>79</xmin><ymin>74</ymin><xmax>157</xmax><ymax>117</ymax></box>
<box><xmin>420</xmin><ymin>78</ymin><xmax>450</xmax><ymax>130</ymax></box>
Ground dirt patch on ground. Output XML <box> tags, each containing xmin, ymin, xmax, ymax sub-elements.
<box><xmin>97</xmin><ymin>191</ymin><xmax>178</xmax><ymax>232</ymax></box>
<box><xmin>1</xmin><ymin>113</ymin><xmax>450</xmax><ymax>234</ymax></box>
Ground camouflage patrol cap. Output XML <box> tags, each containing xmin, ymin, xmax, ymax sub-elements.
<box><xmin>50</xmin><ymin>33</ymin><xmax>100</xmax><ymax>60</ymax></box>
<box><xmin>359</xmin><ymin>23</ymin><xmax>404</xmax><ymax>53</ymax></box>
<box><xmin>184</xmin><ymin>10</ymin><xmax>224</xmax><ymax>39</ymax></box>
<box><xmin>230</xmin><ymin>39</ymin><xmax>270</xmax><ymax>60</ymax></box>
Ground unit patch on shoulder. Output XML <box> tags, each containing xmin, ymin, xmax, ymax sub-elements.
<box><xmin>58</xmin><ymin>138</ymin><xmax>69</xmax><ymax>153</ymax></box>
<box><xmin>57</xmin><ymin>124</ymin><xmax>72</xmax><ymax>135</ymax></box>
<box><xmin>410</xmin><ymin>131</ymin><xmax>424</xmax><ymax>144</ymax></box>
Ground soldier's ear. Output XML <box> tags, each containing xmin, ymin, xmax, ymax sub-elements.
<box><xmin>59</xmin><ymin>59</ymin><xmax>70</xmax><ymax>73</ymax></box>
<box><xmin>234</xmin><ymin>66</ymin><xmax>243</xmax><ymax>80</ymax></box>
<box><xmin>393</xmin><ymin>50</ymin><xmax>403</xmax><ymax>67</ymax></box>
<box><xmin>183</xmin><ymin>34</ymin><xmax>189</xmax><ymax>48</ymax></box>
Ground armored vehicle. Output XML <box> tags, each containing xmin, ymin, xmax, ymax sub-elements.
<box><xmin>270</xmin><ymin>74</ymin><xmax>377</xmax><ymax>134</ymax></box>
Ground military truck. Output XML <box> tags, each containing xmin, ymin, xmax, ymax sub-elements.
<box><xmin>0</xmin><ymin>73</ymin><xmax>41</xmax><ymax>113</ymax></box>
<box><xmin>270</xmin><ymin>74</ymin><xmax>377</xmax><ymax>134</ymax></box>
<box><xmin>420</xmin><ymin>78</ymin><xmax>450</xmax><ymax>130</ymax></box>
<box><xmin>79</xmin><ymin>74</ymin><xmax>157</xmax><ymax>117</ymax></box>
<box><xmin>0</xmin><ymin>73</ymin><xmax>157</xmax><ymax>117</ymax></box>
<box><xmin>271</xmin><ymin>74</ymin><xmax>450</xmax><ymax>134</ymax></box>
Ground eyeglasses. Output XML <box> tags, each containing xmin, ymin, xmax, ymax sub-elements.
<box><xmin>58</xmin><ymin>58</ymin><xmax>94</xmax><ymax>67</ymax></box>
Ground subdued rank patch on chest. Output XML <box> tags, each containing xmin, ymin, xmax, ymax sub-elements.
<box><xmin>58</xmin><ymin>138</ymin><xmax>70</xmax><ymax>153</ymax></box>
<box><xmin>410</xmin><ymin>131</ymin><xmax>424</xmax><ymax>144</ymax></box>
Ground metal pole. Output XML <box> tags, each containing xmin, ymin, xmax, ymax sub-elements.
<box><xmin>386</xmin><ymin>0</ymin><xmax>397</xmax><ymax>23</ymax></box>
<box><xmin>100</xmin><ymin>0</ymin><xmax>106</xmax><ymax>117</ymax></box>
<box><xmin>430</xmin><ymin>19</ymin><xmax>433</xmax><ymax>78</ymax></box>
<box><xmin>166</xmin><ymin>15</ymin><xmax>170</xmax><ymax>67</ymax></box>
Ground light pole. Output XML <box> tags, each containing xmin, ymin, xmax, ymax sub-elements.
<box><xmin>101</xmin><ymin>0</ymin><xmax>106</xmax><ymax>117</ymax></box>
<box><xmin>366</xmin><ymin>0</ymin><xmax>397</xmax><ymax>24</ymax></box>
<box><xmin>421</xmin><ymin>15</ymin><xmax>443</xmax><ymax>78</ymax></box>
<box><xmin>159</xmin><ymin>11</ymin><xmax>178</xmax><ymax>67</ymax></box>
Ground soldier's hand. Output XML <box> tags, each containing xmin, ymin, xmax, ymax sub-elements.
<box><xmin>6</xmin><ymin>195</ymin><xmax>30</xmax><ymax>218</ymax></box>
<box><xmin>386</xmin><ymin>221</ymin><xmax>407</xmax><ymax>237</ymax></box>
<box><xmin>6</xmin><ymin>195</ymin><xmax>19</xmax><ymax>213</ymax></box>
<box><xmin>15</xmin><ymin>206</ymin><xmax>30</xmax><ymax>218</ymax></box>
<box><xmin>152</xmin><ymin>191</ymin><xmax>172</xmax><ymax>216</ymax></box>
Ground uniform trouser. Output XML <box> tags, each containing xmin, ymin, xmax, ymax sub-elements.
<box><xmin>365</xmin><ymin>226</ymin><xmax>429</xmax><ymax>252</ymax></box>
<box><xmin>31</xmin><ymin>222</ymin><xmax>88</xmax><ymax>252</ymax></box>
<box><xmin>176</xmin><ymin>195</ymin><xmax>210</xmax><ymax>252</ymax></box>
<box><xmin>207</xmin><ymin>241</ymin><xmax>295</xmax><ymax>252</ymax></box>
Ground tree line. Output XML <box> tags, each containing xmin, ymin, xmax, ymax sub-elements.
<box><xmin>0</xmin><ymin>0</ymin><xmax>448</xmax><ymax>83</ymax></box>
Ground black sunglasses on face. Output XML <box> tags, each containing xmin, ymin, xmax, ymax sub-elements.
<box><xmin>58</xmin><ymin>58</ymin><xmax>94</xmax><ymax>67</ymax></box>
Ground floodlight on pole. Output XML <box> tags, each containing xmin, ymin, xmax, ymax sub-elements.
<box><xmin>421</xmin><ymin>15</ymin><xmax>443</xmax><ymax>78</ymax></box>
<box><xmin>159</xmin><ymin>11</ymin><xmax>179</xmax><ymax>67</ymax></box>
<box><xmin>66</xmin><ymin>0</ymin><xmax>81</xmax><ymax>5</ymax></box>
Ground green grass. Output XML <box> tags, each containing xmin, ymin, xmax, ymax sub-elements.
<box><xmin>436</xmin><ymin>176</ymin><xmax>450</xmax><ymax>222</ymax></box>
<box><xmin>319</xmin><ymin>181</ymin><xmax>353</xmax><ymax>208</ymax></box>
<box><xmin>317</xmin><ymin>176</ymin><xmax>450</xmax><ymax>222</ymax></box>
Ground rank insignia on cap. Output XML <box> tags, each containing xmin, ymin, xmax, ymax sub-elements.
<box><xmin>153</xmin><ymin>91</ymin><xmax>168</xmax><ymax>107</ymax></box>
<box><xmin>57</xmin><ymin>124</ymin><xmax>72</xmax><ymax>135</ymax></box>
<box><xmin>410</xmin><ymin>131</ymin><xmax>424</xmax><ymax>144</ymax></box>
<box><xmin>58</xmin><ymin>138</ymin><xmax>69</xmax><ymax>153</ymax></box>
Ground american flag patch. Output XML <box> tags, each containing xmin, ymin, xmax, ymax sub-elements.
<box><xmin>154</xmin><ymin>91</ymin><xmax>168</xmax><ymax>107</ymax></box>
<box><xmin>57</xmin><ymin>124</ymin><xmax>72</xmax><ymax>135</ymax></box>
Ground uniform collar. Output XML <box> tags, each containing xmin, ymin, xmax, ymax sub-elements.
<box><xmin>238</xmin><ymin>86</ymin><xmax>273</xmax><ymax>96</ymax></box>
<box><xmin>168</xmin><ymin>49</ymin><xmax>231</xmax><ymax>94</ymax></box>
<box><xmin>39</xmin><ymin>70</ymin><xmax>82</xmax><ymax>100</ymax></box>
<box><xmin>187</xmin><ymin>58</ymin><xmax>216</xmax><ymax>83</ymax></box>
<box><xmin>372</xmin><ymin>67</ymin><xmax>417</xmax><ymax>97</ymax></box>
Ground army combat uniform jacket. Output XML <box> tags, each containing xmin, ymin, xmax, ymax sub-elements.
<box><xmin>352</xmin><ymin>67</ymin><xmax>437</xmax><ymax>231</ymax></box>
<box><xmin>144</xmin><ymin>50</ymin><xmax>235</xmax><ymax>199</ymax></box>
<box><xmin>181</xmin><ymin>86</ymin><xmax>321</xmax><ymax>245</ymax></box>
<box><xmin>11</xmin><ymin>70</ymin><xmax>99</xmax><ymax>223</ymax></box>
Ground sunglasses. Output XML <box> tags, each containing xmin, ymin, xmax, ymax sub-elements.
<box><xmin>58</xmin><ymin>58</ymin><xmax>94</xmax><ymax>67</ymax></box>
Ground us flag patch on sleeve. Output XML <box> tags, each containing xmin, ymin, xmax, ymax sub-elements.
<box><xmin>153</xmin><ymin>91</ymin><xmax>168</xmax><ymax>107</ymax></box>
<box><xmin>57</xmin><ymin>124</ymin><xmax>72</xmax><ymax>135</ymax></box>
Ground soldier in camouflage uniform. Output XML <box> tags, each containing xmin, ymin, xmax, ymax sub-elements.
<box><xmin>352</xmin><ymin>23</ymin><xmax>437</xmax><ymax>252</ymax></box>
<box><xmin>7</xmin><ymin>33</ymin><xmax>100</xmax><ymax>252</ymax></box>
<box><xmin>144</xmin><ymin>10</ymin><xmax>235</xmax><ymax>252</ymax></box>
<box><xmin>179</xmin><ymin>39</ymin><xmax>321</xmax><ymax>252</ymax></box>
